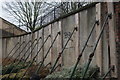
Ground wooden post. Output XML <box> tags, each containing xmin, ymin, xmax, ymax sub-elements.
<box><xmin>75</xmin><ymin>13</ymin><xmax>80</xmax><ymax>59</ymax></box>
<box><xmin>50</xmin><ymin>24</ymin><xmax>54</xmax><ymax>66</ymax></box>
<box><xmin>18</xmin><ymin>36</ymin><xmax>21</xmax><ymax>58</ymax></box>
<box><xmin>49</xmin><ymin>24</ymin><xmax>52</xmax><ymax>67</ymax></box>
<box><xmin>107</xmin><ymin>2</ymin><xmax>117</xmax><ymax>78</ymax></box>
<box><xmin>2</xmin><ymin>38</ymin><xmax>7</xmax><ymax>59</ymax></box>
<box><xmin>23</xmin><ymin>35</ymin><xmax>25</xmax><ymax>60</ymax></box>
<box><xmin>37</xmin><ymin>30</ymin><xmax>43</xmax><ymax>63</ymax></box>
<box><xmin>31</xmin><ymin>32</ymin><xmax>35</xmax><ymax>59</ymax></box>
<box><xmin>42</xmin><ymin>27</ymin><xmax>44</xmax><ymax>63</ymax></box>
<box><xmin>0</xmin><ymin>38</ymin><xmax>2</xmax><ymax>64</ymax></box>
<box><xmin>95</xmin><ymin>3</ymin><xmax>103</xmax><ymax>75</ymax></box>
<box><xmin>57</xmin><ymin>21</ymin><xmax>62</xmax><ymax>71</ymax></box>
<box><xmin>5</xmin><ymin>38</ymin><xmax>7</xmax><ymax>58</ymax></box>
<box><xmin>36</xmin><ymin>31</ymin><xmax>39</xmax><ymax>63</ymax></box>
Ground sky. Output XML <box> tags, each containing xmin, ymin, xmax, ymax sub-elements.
<box><xmin>0</xmin><ymin>2</ymin><xmax>2</xmax><ymax>18</ymax></box>
<box><xmin>0</xmin><ymin>0</ymin><xmax>120</xmax><ymax>31</ymax></box>
<box><xmin>1</xmin><ymin>0</ymin><xmax>120</xmax><ymax>19</ymax></box>
<box><xmin>0</xmin><ymin>1</ymin><xmax>16</xmax><ymax>23</ymax></box>
<box><xmin>0</xmin><ymin>1</ymin><xmax>28</xmax><ymax>31</ymax></box>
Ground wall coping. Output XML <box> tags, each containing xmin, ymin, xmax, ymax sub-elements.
<box><xmin>2</xmin><ymin>2</ymin><xmax>98</xmax><ymax>38</ymax></box>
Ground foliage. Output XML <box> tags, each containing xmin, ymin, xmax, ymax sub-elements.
<box><xmin>1</xmin><ymin>59</ymin><xmax>50</xmax><ymax>79</ymax></box>
<box><xmin>1</xmin><ymin>58</ymin><xmax>100</xmax><ymax>79</ymax></box>
<box><xmin>1</xmin><ymin>69</ymin><xmax>29</xmax><ymax>80</ymax></box>
<box><xmin>2</xmin><ymin>62</ymin><xmax>27</xmax><ymax>75</ymax></box>
<box><xmin>46</xmin><ymin>65</ymin><xmax>100</xmax><ymax>79</ymax></box>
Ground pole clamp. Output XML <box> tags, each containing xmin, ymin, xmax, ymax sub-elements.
<box><xmin>58</xmin><ymin>52</ymin><xmax>62</xmax><ymax>58</ymax></box>
<box><xmin>111</xmin><ymin>65</ymin><xmax>115</xmax><ymax>72</ymax></box>
<box><xmin>78</xmin><ymin>54</ymin><xmax>82</xmax><ymax>60</ymax></box>
<box><xmin>96</xmin><ymin>20</ymin><xmax>99</xmax><ymax>25</ymax></box>
<box><xmin>89</xmin><ymin>52</ymin><xmax>94</xmax><ymax>60</ymax></box>
<box><xmin>58</xmin><ymin>31</ymin><xmax>61</xmax><ymax>35</ymax></box>
<box><xmin>74</xmin><ymin>27</ymin><xmax>78</xmax><ymax>31</ymax></box>
<box><xmin>108</xmin><ymin>13</ymin><xmax>112</xmax><ymax>19</ymax></box>
<box><xmin>49</xmin><ymin>34</ymin><xmax>51</xmax><ymax>37</ymax></box>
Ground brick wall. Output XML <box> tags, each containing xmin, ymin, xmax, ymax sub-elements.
<box><xmin>101</xmin><ymin>2</ymin><xmax>111</xmax><ymax>76</ymax></box>
<box><xmin>114</xmin><ymin>2</ymin><xmax>120</xmax><ymax>79</ymax></box>
<box><xmin>101</xmin><ymin>2</ymin><xmax>120</xmax><ymax>78</ymax></box>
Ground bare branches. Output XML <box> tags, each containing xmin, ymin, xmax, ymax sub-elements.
<box><xmin>3</xmin><ymin>1</ymin><xmax>44</xmax><ymax>31</ymax></box>
<box><xmin>3</xmin><ymin>1</ymin><xmax>89</xmax><ymax>32</ymax></box>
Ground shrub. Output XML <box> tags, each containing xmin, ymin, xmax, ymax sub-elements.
<box><xmin>45</xmin><ymin>65</ymin><xmax>100</xmax><ymax>79</ymax></box>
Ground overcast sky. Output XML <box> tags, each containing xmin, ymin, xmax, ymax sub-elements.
<box><xmin>0</xmin><ymin>1</ymin><xmax>29</xmax><ymax>31</ymax></box>
<box><xmin>0</xmin><ymin>2</ymin><xmax>3</xmax><ymax>18</ymax></box>
<box><xmin>1</xmin><ymin>0</ymin><xmax>119</xmax><ymax>20</ymax></box>
<box><xmin>0</xmin><ymin>3</ymin><xmax>1</xmax><ymax>17</ymax></box>
<box><xmin>0</xmin><ymin>0</ymin><xmax>120</xmax><ymax>31</ymax></box>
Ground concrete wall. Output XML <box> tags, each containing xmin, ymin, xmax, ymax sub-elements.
<box><xmin>2</xmin><ymin>3</ymin><xmax>118</xmax><ymax>78</ymax></box>
<box><xmin>62</xmin><ymin>15</ymin><xmax>77</xmax><ymax>67</ymax></box>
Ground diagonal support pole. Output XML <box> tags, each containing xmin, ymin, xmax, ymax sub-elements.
<box><xmin>3</xmin><ymin>41</ymin><xmax>25</xmax><ymax>66</ymax></box>
<box><xmin>5</xmin><ymin>37</ymin><xmax>42</xmax><ymax>80</ymax></box>
<box><xmin>69</xmin><ymin>20</ymin><xmax>99</xmax><ymax>79</ymax></box>
<box><xmin>35</xmin><ymin>32</ymin><xmax>60</xmax><ymax>74</ymax></box>
<box><xmin>81</xmin><ymin>13</ymin><xmax>112</xmax><ymax>80</ymax></box>
<box><xmin>11</xmin><ymin>37</ymin><xmax>42</xmax><ymax>80</ymax></box>
<box><xmin>3</xmin><ymin>39</ymin><xmax>33</xmax><ymax>75</ymax></box>
<box><xmin>50</xmin><ymin>27</ymin><xmax>78</xmax><ymax>74</ymax></box>
<box><xmin>2</xmin><ymin>42</ymin><xmax>19</xmax><ymax>62</ymax></box>
<box><xmin>101</xmin><ymin>65</ymin><xmax>114</xmax><ymax>80</ymax></box>
<box><xmin>19</xmin><ymin>35</ymin><xmax>50</xmax><ymax>80</ymax></box>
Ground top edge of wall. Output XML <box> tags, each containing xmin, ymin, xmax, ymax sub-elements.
<box><xmin>2</xmin><ymin>2</ymin><xmax>99</xmax><ymax>39</ymax></box>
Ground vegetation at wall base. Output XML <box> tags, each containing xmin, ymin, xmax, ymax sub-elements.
<box><xmin>46</xmin><ymin>65</ymin><xmax>100</xmax><ymax>79</ymax></box>
<box><xmin>1</xmin><ymin>58</ymin><xmax>50</xmax><ymax>79</ymax></box>
<box><xmin>1</xmin><ymin>58</ymin><xmax>101</xmax><ymax>80</ymax></box>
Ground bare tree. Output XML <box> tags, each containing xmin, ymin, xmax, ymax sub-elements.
<box><xmin>42</xmin><ymin>2</ymin><xmax>88</xmax><ymax>18</ymax></box>
<box><xmin>59</xmin><ymin>2</ymin><xmax>88</xmax><ymax>15</ymax></box>
<box><xmin>3</xmin><ymin>1</ymin><xmax>53</xmax><ymax>59</ymax></box>
<box><xmin>3</xmin><ymin>1</ymin><xmax>90</xmax><ymax>32</ymax></box>
<box><xmin>3</xmin><ymin>1</ymin><xmax>46</xmax><ymax>32</ymax></box>
<box><xmin>39</xmin><ymin>2</ymin><xmax>87</xmax><ymax>24</ymax></box>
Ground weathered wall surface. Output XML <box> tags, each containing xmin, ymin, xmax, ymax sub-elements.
<box><xmin>62</xmin><ymin>15</ymin><xmax>76</xmax><ymax>67</ymax></box>
<box><xmin>79</xmin><ymin>7</ymin><xmax>96</xmax><ymax>67</ymax></box>
<box><xmin>114</xmin><ymin>2</ymin><xmax>120</xmax><ymax>78</ymax></box>
<box><xmin>2</xmin><ymin>3</ymin><xmax>118</xmax><ymax>78</ymax></box>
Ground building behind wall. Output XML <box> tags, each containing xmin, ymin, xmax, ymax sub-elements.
<box><xmin>0</xmin><ymin>17</ymin><xmax>27</xmax><ymax>60</ymax></box>
<box><xmin>0</xmin><ymin>17</ymin><xmax>27</xmax><ymax>37</ymax></box>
